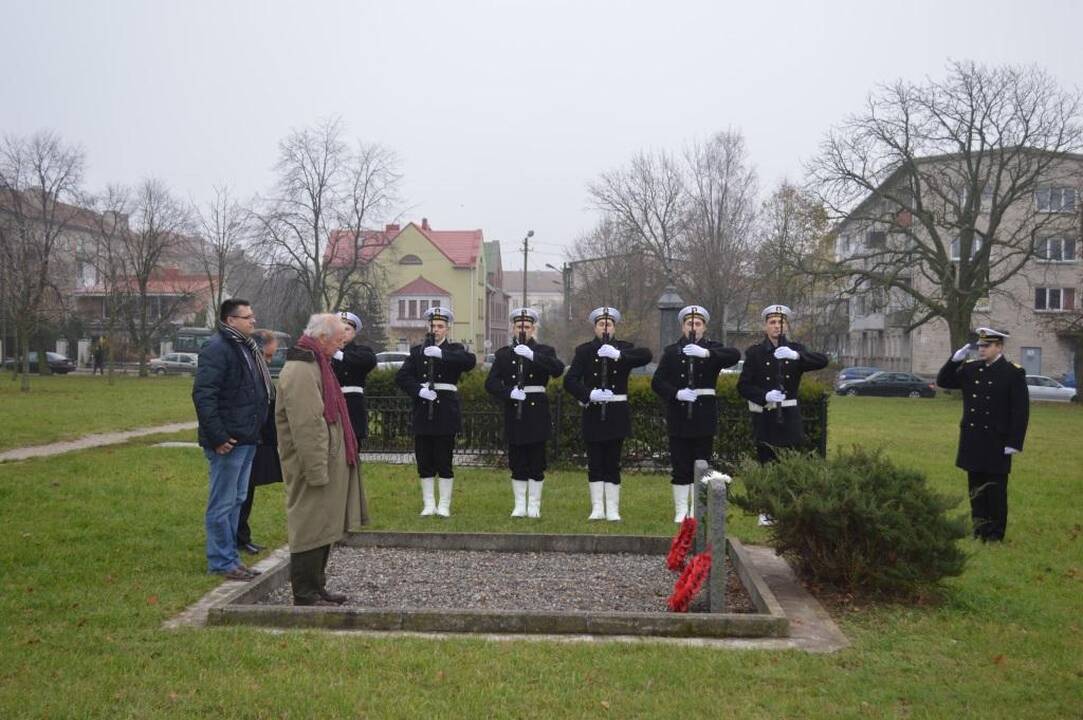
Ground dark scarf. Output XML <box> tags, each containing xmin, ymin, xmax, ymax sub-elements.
<box><xmin>296</xmin><ymin>335</ymin><xmax>358</xmax><ymax>466</ymax></box>
<box><xmin>217</xmin><ymin>321</ymin><xmax>273</xmax><ymax>401</ymax></box>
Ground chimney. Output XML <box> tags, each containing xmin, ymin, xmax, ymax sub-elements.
<box><xmin>385</xmin><ymin>223</ymin><xmax>400</xmax><ymax>233</ymax></box>
<box><xmin>421</xmin><ymin>218</ymin><xmax>431</xmax><ymax>231</ymax></box>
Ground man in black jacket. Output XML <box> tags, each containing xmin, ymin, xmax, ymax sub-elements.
<box><xmin>651</xmin><ymin>305</ymin><xmax>740</xmax><ymax>522</ymax></box>
<box><xmin>563</xmin><ymin>306</ymin><xmax>652</xmax><ymax>521</ymax></box>
<box><xmin>192</xmin><ymin>298</ymin><xmax>271</xmax><ymax>580</ymax></box>
<box><xmin>485</xmin><ymin>307</ymin><xmax>565</xmax><ymax>518</ymax></box>
<box><xmin>395</xmin><ymin>306</ymin><xmax>477</xmax><ymax>517</ymax></box>
<box><xmin>936</xmin><ymin>327</ymin><xmax>1029</xmax><ymax>542</ymax></box>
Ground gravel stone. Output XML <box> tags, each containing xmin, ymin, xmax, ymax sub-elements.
<box><xmin>260</xmin><ymin>547</ymin><xmax>755</xmax><ymax>614</ymax></box>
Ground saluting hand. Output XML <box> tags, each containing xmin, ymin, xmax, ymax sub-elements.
<box><xmin>597</xmin><ymin>344</ymin><xmax>621</xmax><ymax>361</ymax></box>
<box><xmin>423</xmin><ymin>346</ymin><xmax>443</xmax><ymax>359</ymax></box>
<box><xmin>513</xmin><ymin>344</ymin><xmax>534</xmax><ymax>361</ymax></box>
<box><xmin>951</xmin><ymin>344</ymin><xmax>971</xmax><ymax>362</ymax></box>
<box><xmin>682</xmin><ymin>344</ymin><xmax>709</xmax><ymax>358</ymax></box>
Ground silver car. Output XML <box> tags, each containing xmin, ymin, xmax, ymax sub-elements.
<box><xmin>375</xmin><ymin>351</ymin><xmax>409</xmax><ymax>372</ymax></box>
<box><xmin>1025</xmin><ymin>375</ymin><xmax>1077</xmax><ymax>402</ymax></box>
<box><xmin>150</xmin><ymin>352</ymin><xmax>199</xmax><ymax>375</ymax></box>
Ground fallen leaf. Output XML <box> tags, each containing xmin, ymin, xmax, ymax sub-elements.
<box><xmin>147</xmin><ymin>595</ymin><xmax>159</xmax><ymax>605</ymax></box>
<box><xmin>168</xmin><ymin>692</ymin><xmax>180</xmax><ymax>702</ymax></box>
<box><xmin>600</xmin><ymin>701</ymin><xmax>610</xmax><ymax>710</ymax></box>
<box><xmin>993</xmin><ymin>654</ymin><xmax>1006</xmax><ymax>666</ymax></box>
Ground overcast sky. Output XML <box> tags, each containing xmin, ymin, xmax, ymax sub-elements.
<box><xmin>4</xmin><ymin>0</ymin><xmax>1082</xmax><ymax>269</ymax></box>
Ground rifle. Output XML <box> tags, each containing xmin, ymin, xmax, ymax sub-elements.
<box><xmin>599</xmin><ymin>308</ymin><xmax>611</xmax><ymax>422</ymax></box>
<box><xmin>775</xmin><ymin>329</ymin><xmax>788</xmax><ymax>426</ymax></box>
<box><xmin>425</xmin><ymin>316</ymin><xmax>436</xmax><ymax>421</ymax></box>
<box><xmin>513</xmin><ymin>309</ymin><xmax>528</xmax><ymax>421</ymax></box>
<box><xmin>686</xmin><ymin>328</ymin><xmax>697</xmax><ymax>420</ymax></box>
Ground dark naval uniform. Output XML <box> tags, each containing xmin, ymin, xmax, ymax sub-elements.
<box><xmin>936</xmin><ymin>355</ymin><xmax>1029</xmax><ymax>540</ymax></box>
<box><xmin>651</xmin><ymin>337</ymin><xmax>741</xmax><ymax>484</ymax></box>
<box><xmin>563</xmin><ymin>338</ymin><xmax>652</xmax><ymax>484</ymax></box>
<box><xmin>484</xmin><ymin>338</ymin><xmax>565</xmax><ymax>481</ymax></box>
<box><xmin>737</xmin><ymin>338</ymin><xmax>828</xmax><ymax>463</ymax></box>
<box><xmin>395</xmin><ymin>339</ymin><xmax>477</xmax><ymax>478</ymax></box>
<box><xmin>332</xmin><ymin>343</ymin><xmax>377</xmax><ymax>442</ymax></box>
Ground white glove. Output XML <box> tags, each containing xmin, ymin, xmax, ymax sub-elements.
<box><xmin>765</xmin><ymin>389</ymin><xmax>787</xmax><ymax>403</ymax></box>
<box><xmin>423</xmin><ymin>345</ymin><xmax>443</xmax><ymax>359</ymax></box>
<box><xmin>418</xmin><ymin>387</ymin><xmax>438</xmax><ymax>402</ymax></box>
<box><xmin>1004</xmin><ymin>447</ymin><xmax>1020</xmax><ymax>455</ymax></box>
<box><xmin>596</xmin><ymin>344</ymin><xmax>621</xmax><ymax>361</ymax></box>
<box><xmin>512</xmin><ymin>344</ymin><xmax>534</xmax><ymax>361</ymax></box>
<box><xmin>676</xmin><ymin>388</ymin><xmax>698</xmax><ymax>403</ymax></box>
<box><xmin>589</xmin><ymin>388</ymin><xmax>614</xmax><ymax>403</ymax></box>
<box><xmin>951</xmin><ymin>344</ymin><xmax>971</xmax><ymax>362</ymax></box>
<box><xmin>332</xmin><ymin>350</ymin><xmax>344</xmax><ymax>361</ymax></box>
<box><xmin>509</xmin><ymin>387</ymin><xmax>527</xmax><ymax>401</ymax></box>
<box><xmin>682</xmin><ymin>343</ymin><xmax>709</xmax><ymax>358</ymax></box>
<box><xmin>774</xmin><ymin>346</ymin><xmax>799</xmax><ymax>361</ymax></box>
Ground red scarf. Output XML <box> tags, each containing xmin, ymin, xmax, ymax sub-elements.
<box><xmin>295</xmin><ymin>335</ymin><xmax>358</xmax><ymax>466</ymax></box>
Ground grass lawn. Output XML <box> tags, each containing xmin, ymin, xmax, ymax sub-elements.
<box><xmin>0</xmin><ymin>374</ymin><xmax>196</xmax><ymax>452</ymax></box>
<box><xmin>0</xmin><ymin>396</ymin><xmax>1080</xmax><ymax>718</ymax></box>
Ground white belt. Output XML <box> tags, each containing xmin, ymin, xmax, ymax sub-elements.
<box><xmin>593</xmin><ymin>394</ymin><xmax>628</xmax><ymax>403</ymax></box>
<box><xmin>341</xmin><ymin>386</ymin><xmax>364</xmax><ymax>395</ymax></box>
<box><xmin>520</xmin><ymin>385</ymin><xmax>547</xmax><ymax>393</ymax></box>
<box><xmin>748</xmin><ymin>399</ymin><xmax>798</xmax><ymax>413</ymax></box>
<box><xmin>431</xmin><ymin>383</ymin><xmax>458</xmax><ymax>392</ymax></box>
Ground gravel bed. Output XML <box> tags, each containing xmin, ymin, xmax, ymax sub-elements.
<box><xmin>259</xmin><ymin>547</ymin><xmax>755</xmax><ymax>614</ymax></box>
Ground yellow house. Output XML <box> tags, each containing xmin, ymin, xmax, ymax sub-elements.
<box><xmin>328</xmin><ymin>219</ymin><xmax>488</xmax><ymax>352</ymax></box>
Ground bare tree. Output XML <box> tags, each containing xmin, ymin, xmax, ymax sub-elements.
<box><xmin>194</xmin><ymin>185</ymin><xmax>251</xmax><ymax>315</ymax></box>
<box><xmin>0</xmin><ymin>131</ymin><xmax>85</xmax><ymax>391</ymax></box>
<box><xmin>808</xmin><ymin>60</ymin><xmax>1083</xmax><ymax>348</ymax></box>
<box><xmin>85</xmin><ymin>186</ymin><xmax>135</xmax><ymax>384</ymax></box>
<box><xmin>255</xmin><ymin>118</ymin><xmax>401</xmax><ymax>316</ymax></box>
<box><xmin>588</xmin><ymin>149</ymin><xmax>686</xmax><ymax>281</ymax></box>
<box><xmin>681</xmin><ymin>130</ymin><xmax>759</xmax><ymax>343</ymax></box>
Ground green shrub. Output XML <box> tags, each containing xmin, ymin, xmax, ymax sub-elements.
<box><xmin>730</xmin><ymin>446</ymin><xmax>968</xmax><ymax>598</ymax></box>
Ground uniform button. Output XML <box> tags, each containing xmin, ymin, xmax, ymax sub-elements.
<box><xmin>786</xmin><ymin>375</ymin><xmax>791</xmax><ymax>379</ymax></box>
<box><xmin>984</xmin><ymin>425</ymin><xmax>989</xmax><ymax>429</ymax></box>
<box><xmin>970</xmin><ymin>423</ymin><xmax>975</xmax><ymax>427</ymax></box>
<box><xmin>988</xmin><ymin>381</ymin><xmax>993</xmax><ymax>385</ymax></box>
<box><xmin>970</xmin><ymin>408</ymin><xmax>975</xmax><ymax>412</ymax></box>
<box><xmin>973</xmin><ymin>394</ymin><xmax>978</xmax><ymax>398</ymax></box>
<box><xmin>530</xmin><ymin>402</ymin><xmax>536</xmax><ymax>407</ymax></box>
<box><xmin>765</xmin><ymin>361</ymin><xmax>770</xmax><ymax>366</ymax></box>
<box><xmin>986</xmin><ymin>396</ymin><xmax>991</xmax><ymax>400</ymax></box>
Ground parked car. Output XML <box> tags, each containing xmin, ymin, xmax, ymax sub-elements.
<box><xmin>1025</xmin><ymin>375</ymin><xmax>1078</xmax><ymax>402</ymax></box>
<box><xmin>834</xmin><ymin>366</ymin><xmax>880</xmax><ymax>388</ymax></box>
<box><xmin>836</xmin><ymin>371</ymin><xmax>936</xmax><ymax>398</ymax></box>
<box><xmin>267</xmin><ymin>346</ymin><xmax>287</xmax><ymax>378</ymax></box>
<box><xmin>629</xmin><ymin>361</ymin><xmax>659</xmax><ymax>377</ymax></box>
<box><xmin>375</xmin><ymin>351</ymin><xmax>410</xmax><ymax>371</ymax></box>
<box><xmin>2</xmin><ymin>351</ymin><xmax>76</xmax><ymax>374</ymax></box>
<box><xmin>149</xmin><ymin>352</ymin><xmax>199</xmax><ymax>375</ymax></box>
<box><xmin>720</xmin><ymin>359</ymin><xmax>745</xmax><ymax>375</ymax></box>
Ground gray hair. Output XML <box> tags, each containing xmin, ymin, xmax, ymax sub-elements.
<box><xmin>302</xmin><ymin>313</ymin><xmax>342</xmax><ymax>340</ymax></box>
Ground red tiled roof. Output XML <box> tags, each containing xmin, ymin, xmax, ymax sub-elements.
<box><xmin>390</xmin><ymin>275</ymin><xmax>450</xmax><ymax>297</ymax></box>
<box><xmin>75</xmin><ymin>267</ymin><xmax>211</xmax><ymax>296</ymax></box>
<box><xmin>325</xmin><ymin>221</ymin><xmax>484</xmax><ymax>269</ymax></box>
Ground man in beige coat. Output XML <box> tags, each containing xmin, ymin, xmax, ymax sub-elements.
<box><xmin>276</xmin><ymin>313</ymin><xmax>365</xmax><ymax>606</ymax></box>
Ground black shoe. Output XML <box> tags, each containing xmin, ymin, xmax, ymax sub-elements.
<box><xmin>212</xmin><ymin>568</ymin><xmax>254</xmax><ymax>582</ymax></box>
<box><xmin>239</xmin><ymin>542</ymin><xmax>264</xmax><ymax>555</ymax></box>
<box><xmin>237</xmin><ymin>564</ymin><xmax>262</xmax><ymax>577</ymax></box>
<box><xmin>319</xmin><ymin>589</ymin><xmax>348</xmax><ymax>605</ymax></box>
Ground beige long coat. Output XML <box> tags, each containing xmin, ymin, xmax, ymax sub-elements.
<box><xmin>275</xmin><ymin>347</ymin><xmax>365</xmax><ymax>553</ymax></box>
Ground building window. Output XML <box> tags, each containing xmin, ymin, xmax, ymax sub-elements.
<box><xmin>1035</xmin><ymin>237</ymin><xmax>1076</xmax><ymax>262</ymax></box>
<box><xmin>1034</xmin><ymin>287</ymin><xmax>1075</xmax><ymax>311</ymax></box>
<box><xmin>419</xmin><ymin>299</ymin><xmax>430</xmax><ymax>315</ymax></box>
<box><xmin>397</xmin><ymin>299</ymin><xmax>406</xmax><ymax>319</ymax></box>
<box><xmin>408</xmin><ymin>299</ymin><xmax>418</xmax><ymax>318</ymax></box>
<box><xmin>865</xmin><ymin>231</ymin><xmax>886</xmax><ymax>249</ymax></box>
<box><xmin>399</xmin><ymin>254</ymin><xmax>422</xmax><ymax>265</ymax></box>
<box><xmin>1035</xmin><ymin>187</ymin><xmax>1077</xmax><ymax>213</ymax></box>
<box><xmin>950</xmin><ymin>237</ymin><xmax>984</xmax><ymax>261</ymax></box>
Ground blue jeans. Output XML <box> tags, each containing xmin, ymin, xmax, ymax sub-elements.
<box><xmin>203</xmin><ymin>444</ymin><xmax>257</xmax><ymax>572</ymax></box>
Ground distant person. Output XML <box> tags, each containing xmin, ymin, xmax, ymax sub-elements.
<box><xmin>92</xmin><ymin>343</ymin><xmax>105</xmax><ymax>375</ymax></box>
<box><xmin>331</xmin><ymin>310</ymin><xmax>378</xmax><ymax>526</ymax></box>
<box><xmin>276</xmin><ymin>313</ymin><xmax>365</xmax><ymax>606</ymax></box>
<box><xmin>192</xmin><ymin>298</ymin><xmax>271</xmax><ymax>581</ymax></box>
<box><xmin>236</xmin><ymin>329</ymin><xmax>283</xmax><ymax>556</ymax></box>
<box><xmin>936</xmin><ymin>327</ymin><xmax>1029</xmax><ymax>542</ymax></box>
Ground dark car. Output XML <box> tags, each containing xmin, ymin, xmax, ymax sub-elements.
<box><xmin>836</xmin><ymin>371</ymin><xmax>936</xmax><ymax>398</ymax></box>
<box><xmin>2</xmin><ymin>351</ymin><xmax>77</xmax><ymax>374</ymax></box>
<box><xmin>835</xmin><ymin>366</ymin><xmax>880</xmax><ymax>388</ymax></box>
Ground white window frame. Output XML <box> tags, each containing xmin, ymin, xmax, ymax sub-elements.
<box><xmin>1034</xmin><ymin>287</ymin><xmax>1076</xmax><ymax>312</ymax></box>
<box><xmin>1035</xmin><ymin>186</ymin><xmax>1078</xmax><ymax>213</ymax></box>
<box><xmin>1035</xmin><ymin>236</ymin><xmax>1077</xmax><ymax>263</ymax></box>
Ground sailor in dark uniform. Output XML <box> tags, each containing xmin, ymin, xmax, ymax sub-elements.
<box><xmin>331</xmin><ymin>311</ymin><xmax>378</xmax><ymax>446</ymax></box>
<box><xmin>395</xmin><ymin>306</ymin><xmax>477</xmax><ymax>517</ymax></box>
<box><xmin>563</xmin><ymin>306</ymin><xmax>653</xmax><ymax>521</ymax></box>
<box><xmin>936</xmin><ymin>327</ymin><xmax>1029</xmax><ymax>542</ymax></box>
<box><xmin>737</xmin><ymin>304</ymin><xmax>828</xmax><ymax>525</ymax></box>
<box><xmin>484</xmin><ymin>307</ymin><xmax>565</xmax><ymax>518</ymax></box>
<box><xmin>651</xmin><ymin>305</ymin><xmax>740</xmax><ymax>522</ymax></box>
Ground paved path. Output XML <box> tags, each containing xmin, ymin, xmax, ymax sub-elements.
<box><xmin>0</xmin><ymin>421</ymin><xmax>198</xmax><ymax>463</ymax></box>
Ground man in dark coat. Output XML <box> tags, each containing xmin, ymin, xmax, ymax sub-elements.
<box><xmin>651</xmin><ymin>305</ymin><xmax>740</xmax><ymax>522</ymax></box>
<box><xmin>395</xmin><ymin>306</ymin><xmax>477</xmax><ymax>517</ymax></box>
<box><xmin>563</xmin><ymin>306</ymin><xmax>652</xmax><ymax>521</ymax></box>
<box><xmin>936</xmin><ymin>327</ymin><xmax>1029</xmax><ymax>542</ymax></box>
<box><xmin>485</xmin><ymin>307</ymin><xmax>565</xmax><ymax>518</ymax></box>
<box><xmin>192</xmin><ymin>298</ymin><xmax>271</xmax><ymax>580</ymax></box>
<box><xmin>236</xmin><ymin>329</ymin><xmax>283</xmax><ymax>555</ymax></box>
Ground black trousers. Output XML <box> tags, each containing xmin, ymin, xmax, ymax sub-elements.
<box><xmin>236</xmin><ymin>476</ymin><xmax>256</xmax><ymax>546</ymax></box>
<box><xmin>669</xmin><ymin>436</ymin><xmax>714</xmax><ymax>485</ymax></box>
<box><xmin>415</xmin><ymin>434</ymin><xmax>455</xmax><ymax>478</ymax></box>
<box><xmin>586</xmin><ymin>439</ymin><xmax>624</xmax><ymax>485</ymax></box>
<box><xmin>968</xmin><ymin>472</ymin><xmax>1009</xmax><ymax>540</ymax></box>
<box><xmin>290</xmin><ymin>544</ymin><xmax>331</xmax><ymax>604</ymax></box>
<box><xmin>509</xmin><ymin>442</ymin><xmax>547</xmax><ymax>481</ymax></box>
